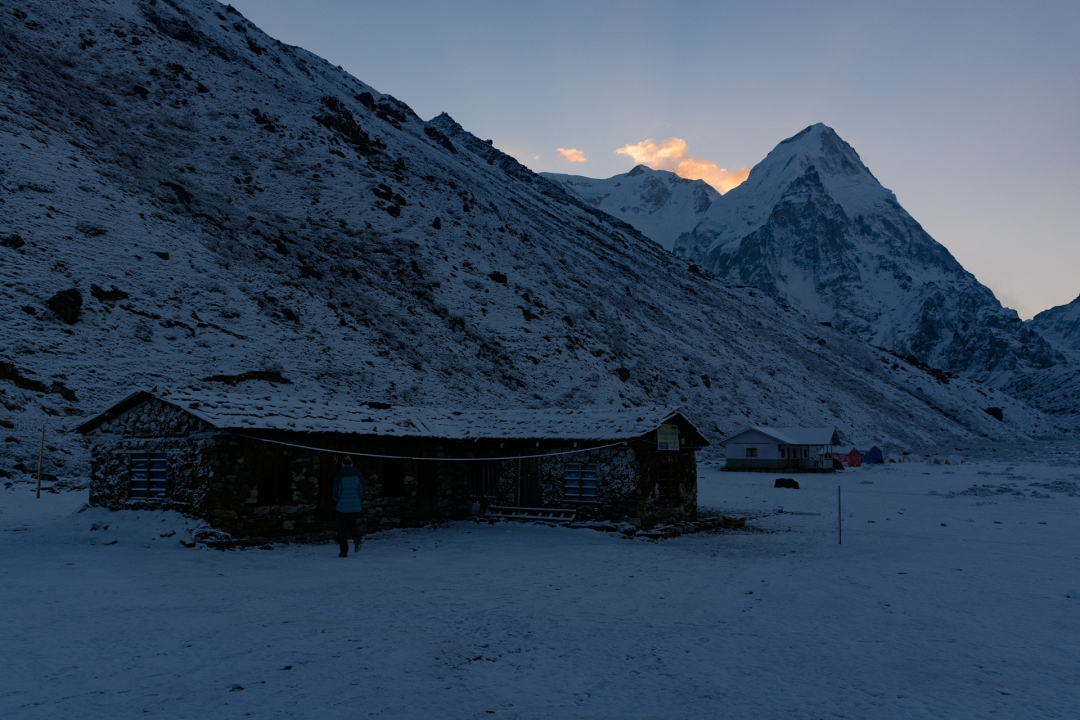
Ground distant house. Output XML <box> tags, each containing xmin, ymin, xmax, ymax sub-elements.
<box><xmin>74</xmin><ymin>390</ymin><xmax>709</xmax><ymax>540</ymax></box>
<box><xmin>719</xmin><ymin>427</ymin><xmax>840</xmax><ymax>472</ymax></box>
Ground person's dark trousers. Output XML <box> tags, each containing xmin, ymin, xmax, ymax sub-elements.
<box><xmin>336</xmin><ymin>511</ymin><xmax>360</xmax><ymax>556</ymax></box>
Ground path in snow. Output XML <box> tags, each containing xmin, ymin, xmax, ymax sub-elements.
<box><xmin>2</xmin><ymin>459</ymin><xmax>1078</xmax><ymax>718</ymax></box>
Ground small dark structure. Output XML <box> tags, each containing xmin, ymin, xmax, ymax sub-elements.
<box><xmin>719</xmin><ymin>426</ymin><xmax>840</xmax><ymax>472</ymax></box>
<box><xmin>75</xmin><ymin>390</ymin><xmax>708</xmax><ymax>540</ymax></box>
<box><xmin>774</xmin><ymin>478</ymin><xmax>800</xmax><ymax>489</ymax></box>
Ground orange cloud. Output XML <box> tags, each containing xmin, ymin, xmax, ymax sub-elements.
<box><xmin>556</xmin><ymin>147</ymin><xmax>587</xmax><ymax>163</ymax></box>
<box><xmin>615</xmin><ymin>137</ymin><xmax>749</xmax><ymax>193</ymax></box>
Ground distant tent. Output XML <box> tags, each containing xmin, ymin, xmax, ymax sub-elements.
<box><xmin>929</xmin><ymin>455</ymin><xmax>965</xmax><ymax>466</ymax></box>
<box><xmin>833</xmin><ymin>447</ymin><xmax>861</xmax><ymax>467</ymax></box>
<box><xmin>861</xmin><ymin>446</ymin><xmax>884</xmax><ymax>464</ymax></box>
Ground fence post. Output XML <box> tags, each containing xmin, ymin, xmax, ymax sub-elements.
<box><xmin>838</xmin><ymin>485</ymin><xmax>842</xmax><ymax>545</ymax></box>
<box><xmin>36</xmin><ymin>424</ymin><xmax>45</xmax><ymax>499</ymax></box>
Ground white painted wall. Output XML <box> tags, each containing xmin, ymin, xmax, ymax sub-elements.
<box><xmin>724</xmin><ymin>429</ymin><xmax>781</xmax><ymax>460</ymax></box>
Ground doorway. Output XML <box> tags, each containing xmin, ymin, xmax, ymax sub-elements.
<box><xmin>416</xmin><ymin>460</ymin><xmax>438</xmax><ymax>512</ymax></box>
<box><xmin>517</xmin><ymin>457</ymin><xmax>541</xmax><ymax>507</ymax></box>
<box><xmin>315</xmin><ymin>453</ymin><xmax>339</xmax><ymax>520</ymax></box>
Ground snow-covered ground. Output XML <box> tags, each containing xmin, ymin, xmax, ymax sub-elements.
<box><xmin>2</xmin><ymin>459</ymin><xmax>1078</xmax><ymax>718</ymax></box>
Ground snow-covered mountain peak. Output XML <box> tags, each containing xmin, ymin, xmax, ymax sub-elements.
<box><xmin>680</xmin><ymin>124</ymin><xmax>899</xmax><ymax>259</ymax></box>
<box><xmin>664</xmin><ymin>122</ymin><xmax>1062</xmax><ymax>405</ymax></box>
<box><xmin>541</xmin><ymin>167</ymin><xmax>719</xmax><ymax>251</ymax></box>
<box><xmin>536</xmin><ymin>123</ymin><xmax>1070</xmax><ymax>424</ymax></box>
<box><xmin>760</xmin><ymin>124</ymin><xmax>892</xmax><ymax>213</ymax></box>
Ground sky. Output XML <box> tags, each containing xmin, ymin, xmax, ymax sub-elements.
<box><xmin>229</xmin><ymin>0</ymin><xmax>1080</xmax><ymax>319</ymax></box>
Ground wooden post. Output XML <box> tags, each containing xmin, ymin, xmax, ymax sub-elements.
<box><xmin>36</xmin><ymin>423</ymin><xmax>45</xmax><ymax>499</ymax></box>
<box><xmin>837</xmin><ymin>485</ymin><xmax>842</xmax><ymax>545</ymax></box>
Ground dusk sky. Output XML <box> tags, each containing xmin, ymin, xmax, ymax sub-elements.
<box><xmin>230</xmin><ymin>0</ymin><xmax>1080</xmax><ymax>320</ymax></box>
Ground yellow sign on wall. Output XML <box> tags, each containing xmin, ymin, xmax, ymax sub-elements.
<box><xmin>657</xmin><ymin>424</ymin><xmax>679</xmax><ymax>451</ymax></box>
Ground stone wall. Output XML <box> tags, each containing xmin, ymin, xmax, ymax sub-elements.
<box><xmin>87</xmin><ymin>398</ymin><xmax>217</xmax><ymax>513</ymax></box>
<box><xmin>537</xmin><ymin>445</ymin><xmax>640</xmax><ymax>522</ymax></box>
<box><xmin>86</xmin><ymin>403</ymin><xmax>701</xmax><ymax>538</ymax></box>
<box><xmin>199</xmin><ymin>436</ymin><xmax>320</xmax><ymax>537</ymax></box>
<box><xmin>633</xmin><ymin>440</ymin><xmax>699</xmax><ymax>526</ymax></box>
<box><xmin>195</xmin><ymin>435</ymin><xmax>478</xmax><ymax>538</ymax></box>
<box><xmin>485</xmin><ymin>442</ymin><xmax>697</xmax><ymax>527</ymax></box>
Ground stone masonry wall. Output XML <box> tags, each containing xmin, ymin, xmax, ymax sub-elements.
<box><xmin>197</xmin><ymin>435</ymin><xmax>478</xmax><ymax>538</ymax></box>
<box><xmin>634</xmin><ymin>440</ymin><xmax>699</xmax><ymax>526</ymax></box>
<box><xmin>87</xmin><ymin>398</ymin><xmax>217</xmax><ymax>513</ymax></box>
<box><xmin>88</xmin><ymin>404</ymin><xmax>701</xmax><ymax>538</ymax></box>
<box><xmin>538</xmin><ymin>446</ymin><xmax>640</xmax><ymax>522</ymax></box>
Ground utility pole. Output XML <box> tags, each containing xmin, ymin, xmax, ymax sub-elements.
<box><xmin>837</xmin><ymin>485</ymin><xmax>842</xmax><ymax>545</ymax></box>
<box><xmin>36</xmin><ymin>424</ymin><xmax>45</xmax><ymax>499</ymax></box>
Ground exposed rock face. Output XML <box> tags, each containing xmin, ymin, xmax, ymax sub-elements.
<box><xmin>1029</xmin><ymin>294</ymin><xmax>1080</xmax><ymax>358</ymax></box>
<box><xmin>46</xmin><ymin>289</ymin><xmax>83</xmax><ymax>324</ymax></box>
<box><xmin>542</xmin><ymin>166</ymin><xmax>720</xmax><ymax>252</ymax></box>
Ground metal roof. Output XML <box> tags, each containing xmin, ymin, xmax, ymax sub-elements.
<box><xmin>719</xmin><ymin>426</ymin><xmax>839</xmax><ymax>446</ymax></box>
<box><xmin>74</xmin><ymin>389</ymin><xmax>709</xmax><ymax>445</ymax></box>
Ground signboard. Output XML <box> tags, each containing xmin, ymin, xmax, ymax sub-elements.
<box><xmin>657</xmin><ymin>424</ymin><xmax>679</xmax><ymax>451</ymax></box>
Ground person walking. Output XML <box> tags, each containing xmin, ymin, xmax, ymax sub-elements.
<box><xmin>332</xmin><ymin>456</ymin><xmax>366</xmax><ymax>557</ymax></box>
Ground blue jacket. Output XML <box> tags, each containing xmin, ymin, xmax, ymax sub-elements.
<box><xmin>332</xmin><ymin>466</ymin><xmax>365</xmax><ymax>513</ymax></box>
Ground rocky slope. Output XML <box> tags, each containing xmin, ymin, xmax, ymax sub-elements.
<box><xmin>1008</xmin><ymin>298</ymin><xmax>1080</xmax><ymax>425</ymax></box>
<box><xmin>1029</xmin><ymin>294</ymin><xmax>1080</xmax><ymax>358</ymax></box>
<box><xmin>541</xmin><ymin>166</ymin><xmax>720</xmax><ymax>252</ymax></box>
<box><xmin>0</xmin><ymin>0</ymin><xmax>1050</xmax><ymax>480</ymax></box>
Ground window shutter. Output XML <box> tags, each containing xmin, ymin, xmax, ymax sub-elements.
<box><xmin>131</xmin><ymin>452</ymin><xmax>167</xmax><ymax>500</ymax></box>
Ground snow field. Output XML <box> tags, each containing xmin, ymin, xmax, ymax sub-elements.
<box><xmin>1</xmin><ymin>459</ymin><xmax>1078</xmax><ymax>718</ymax></box>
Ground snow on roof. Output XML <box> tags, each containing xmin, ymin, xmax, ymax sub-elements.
<box><xmin>720</xmin><ymin>426</ymin><xmax>839</xmax><ymax>446</ymax></box>
<box><xmin>77</xmin><ymin>389</ymin><xmax>707</xmax><ymax>443</ymax></box>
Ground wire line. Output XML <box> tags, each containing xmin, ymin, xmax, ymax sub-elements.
<box><xmin>236</xmin><ymin>434</ymin><xmax>631</xmax><ymax>461</ymax></box>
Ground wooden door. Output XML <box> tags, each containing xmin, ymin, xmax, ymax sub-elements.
<box><xmin>315</xmin><ymin>453</ymin><xmax>339</xmax><ymax>520</ymax></box>
<box><xmin>417</xmin><ymin>460</ymin><xmax>438</xmax><ymax>512</ymax></box>
<box><xmin>518</xmin><ymin>457</ymin><xmax>541</xmax><ymax>507</ymax></box>
<box><xmin>469</xmin><ymin>460</ymin><xmax>498</xmax><ymax>498</ymax></box>
<box><xmin>257</xmin><ymin>450</ymin><xmax>293</xmax><ymax>506</ymax></box>
<box><xmin>656</xmin><ymin>451</ymin><xmax>681</xmax><ymax>502</ymax></box>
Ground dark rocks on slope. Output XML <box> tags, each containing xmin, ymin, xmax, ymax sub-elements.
<box><xmin>46</xmin><ymin>289</ymin><xmax>82</xmax><ymax>324</ymax></box>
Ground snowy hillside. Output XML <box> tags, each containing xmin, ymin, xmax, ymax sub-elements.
<box><xmin>0</xmin><ymin>1</ymin><xmax>1051</xmax><ymax>481</ymax></box>
<box><xmin>541</xmin><ymin>166</ymin><xmax>720</xmax><ymax>252</ymax></box>
<box><xmin>672</xmin><ymin>124</ymin><xmax>1060</xmax><ymax>383</ymax></box>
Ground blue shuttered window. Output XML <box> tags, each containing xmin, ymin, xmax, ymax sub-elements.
<box><xmin>131</xmin><ymin>452</ymin><xmax>167</xmax><ymax>500</ymax></box>
<box><xmin>564</xmin><ymin>464</ymin><xmax>598</xmax><ymax>503</ymax></box>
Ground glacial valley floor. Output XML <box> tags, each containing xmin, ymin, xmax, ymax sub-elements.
<box><xmin>2</xmin><ymin>458</ymin><xmax>1078</xmax><ymax>719</ymax></box>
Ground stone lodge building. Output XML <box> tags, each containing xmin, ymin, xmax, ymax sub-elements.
<box><xmin>75</xmin><ymin>390</ymin><xmax>709</xmax><ymax>541</ymax></box>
